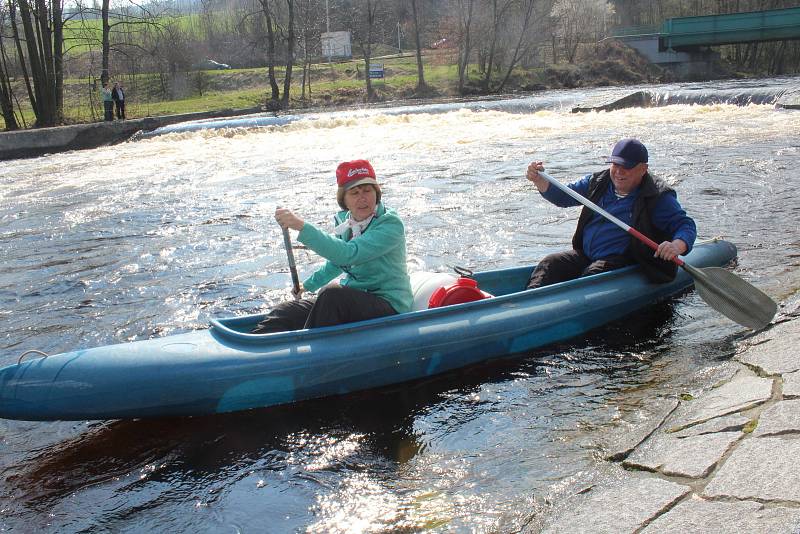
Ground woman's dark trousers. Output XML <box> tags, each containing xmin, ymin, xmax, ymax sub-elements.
<box><xmin>527</xmin><ymin>250</ymin><xmax>633</xmax><ymax>289</ymax></box>
<box><xmin>103</xmin><ymin>101</ymin><xmax>114</xmax><ymax>121</ymax></box>
<box><xmin>252</xmin><ymin>284</ymin><xmax>397</xmax><ymax>334</ymax></box>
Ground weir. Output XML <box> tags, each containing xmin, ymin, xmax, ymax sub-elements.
<box><xmin>1</xmin><ymin>79</ymin><xmax>797</xmax><ymax>161</ymax></box>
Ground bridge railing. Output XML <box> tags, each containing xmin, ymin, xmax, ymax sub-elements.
<box><xmin>660</xmin><ymin>6</ymin><xmax>800</xmax><ymax>50</ymax></box>
<box><xmin>611</xmin><ymin>24</ymin><xmax>662</xmax><ymax>39</ymax></box>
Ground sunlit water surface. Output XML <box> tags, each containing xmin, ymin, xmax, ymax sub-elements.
<box><xmin>1</xmin><ymin>78</ymin><xmax>799</xmax><ymax>532</ymax></box>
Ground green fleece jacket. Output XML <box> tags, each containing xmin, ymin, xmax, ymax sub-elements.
<box><xmin>297</xmin><ymin>203</ymin><xmax>413</xmax><ymax>314</ymax></box>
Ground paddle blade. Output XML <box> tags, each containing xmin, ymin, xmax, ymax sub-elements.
<box><xmin>682</xmin><ymin>263</ymin><xmax>777</xmax><ymax>330</ymax></box>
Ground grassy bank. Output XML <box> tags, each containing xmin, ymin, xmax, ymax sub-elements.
<box><xmin>1</xmin><ymin>43</ymin><xmax>666</xmax><ymax>130</ymax></box>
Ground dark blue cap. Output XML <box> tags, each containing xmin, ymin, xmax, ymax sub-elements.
<box><xmin>606</xmin><ymin>138</ymin><xmax>648</xmax><ymax>169</ymax></box>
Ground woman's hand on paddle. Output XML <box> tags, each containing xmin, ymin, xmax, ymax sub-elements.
<box><xmin>275</xmin><ymin>208</ymin><xmax>304</xmax><ymax>232</ymax></box>
<box><xmin>526</xmin><ymin>161</ymin><xmax>549</xmax><ymax>192</ymax></box>
<box><xmin>292</xmin><ymin>283</ymin><xmax>304</xmax><ymax>299</ymax></box>
<box><xmin>655</xmin><ymin>239</ymin><xmax>688</xmax><ymax>261</ymax></box>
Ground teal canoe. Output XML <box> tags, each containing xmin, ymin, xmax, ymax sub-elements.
<box><xmin>0</xmin><ymin>240</ymin><xmax>737</xmax><ymax>421</ymax></box>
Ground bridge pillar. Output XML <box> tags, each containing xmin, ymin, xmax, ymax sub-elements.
<box><xmin>616</xmin><ymin>36</ymin><xmax>720</xmax><ymax>80</ymax></box>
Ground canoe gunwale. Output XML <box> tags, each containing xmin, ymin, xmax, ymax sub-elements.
<box><xmin>209</xmin><ymin>262</ymin><xmax>649</xmax><ymax>344</ymax></box>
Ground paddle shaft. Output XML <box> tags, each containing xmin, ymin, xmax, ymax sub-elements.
<box><xmin>281</xmin><ymin>225</ymin><xmax>301</xmax><ymax>298</ymax></box>
<box><xmin>538</xmin><ymin>171</ymin><xmax>684</xmax><ymax>265</ymax></box>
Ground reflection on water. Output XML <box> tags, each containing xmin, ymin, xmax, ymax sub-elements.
<box><xmin>1</xmin><ymin>78</ymin><xmax>799</xmax><ymax>532</ymax></box>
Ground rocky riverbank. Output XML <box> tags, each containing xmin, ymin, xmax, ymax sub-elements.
<box><xmin>529</xmin><ymin>294</ymin><xmax>800</xmax><ymax>533</ymax></box>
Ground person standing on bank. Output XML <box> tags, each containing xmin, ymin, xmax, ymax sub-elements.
<box><xmin>252</xmin><ymin>160</ymin><xmax>413</xmax><ymax>334</ymax></box>
<box><xmin>525</xmin><ymin>138</ymin><xmax>697</xmax><ymax>289</ymax></box>
<box><xmin>101</xmin><ymin>82</ymin><xmax>113</xmax><ymax>121</ymax></box>
<box><xmin>111</xmin><ymin>81</ymin><xmax>126</xmax><ymax>120</ymax></box>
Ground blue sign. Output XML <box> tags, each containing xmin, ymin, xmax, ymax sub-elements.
<box><xmin>368</xmin><ymin>63</ymin><xmax>384</xmax><ymax>79</ymax></box>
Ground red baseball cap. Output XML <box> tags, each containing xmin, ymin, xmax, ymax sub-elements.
<box><xmin>336</xmin><ymin>160</ymin><xmax>378</xmax><ymax>190</ymax></box>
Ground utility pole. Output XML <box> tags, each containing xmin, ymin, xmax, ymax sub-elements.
<box><xmin>397</xmin><ymin>22</ymin><xmax>402</xmax><ymax>53</ymax></box>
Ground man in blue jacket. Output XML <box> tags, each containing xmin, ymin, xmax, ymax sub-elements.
<box><xmin>525</xmin><ymin>138</ymin><xmax>697</xmax><ymax>288</ymax></box>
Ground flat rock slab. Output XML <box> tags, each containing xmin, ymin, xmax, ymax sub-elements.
<box><xmin>753</xmin><ymin>399</ymin><xmax>800</xmax><ymax>437</ymax></box>
<box><xmin>541</xmin><ymin>475</ymin><xmax>689</xmax><ymax>533</ymax></box>
<box><xmin>624</xmin><ymin>431</ymin><xmax>741</xmax><ymax>478</ymax></box>
<box><xmin>704</xmin><ymin>437</ymin><xmax>800</xmax><ymax>502</ymax></box>
<box><xmin>641</xmin><ymin>497</ymin><xmax>800</xmax><ymax>533</ymax></box>
<box><xmin>784</xmin><ymin>371</ymin><xmax>800</xmax><ymax>398</ymax></box>
<box><xmin>603</xmin><ymin>398</ymin><xmax>679</xmax><ymax>461</ymax></box>
<box><xmin>669</xmin><ymin>375</ymin><xmax>773</xmax><ymax>431</ymax></box>
<box><xmin>669</xmin><ymin>413</ymin><xmax>749</xmax><ymax>438</ymax></box>
<box><xmin>737</xmin><ymin>321</ymin><xmax>800</xmax><ymax>375</ymax></box>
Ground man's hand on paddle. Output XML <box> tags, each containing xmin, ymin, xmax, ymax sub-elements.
<box><xmin>655</xmin><ymin>239</ymin><xmax>688</xmax><ymax>262</ymax></box>
<box><xmin>275</xmin><ymin>207</ymin><xmax>304</xmax><ymax>232</ymax></box>
<box><xmin>526</xmin><ymin>161</ymin><xmax>549</xmax><ymax>193</ymax></box>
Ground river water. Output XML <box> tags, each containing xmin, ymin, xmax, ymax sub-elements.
<box><xmin>1</xmin><ymin>77</ymin><xmax>799</xmax><ymax>532</ymax></box>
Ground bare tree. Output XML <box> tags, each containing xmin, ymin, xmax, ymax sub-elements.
<box><xmin>495</xmin><ymin>0</ymin><xmax>540</xmax><ymax>92</ymax></box>
<box><xmin>12</xmin><ymin>0</ymin><xmax>65</xmax><ymax>126</ymax></box>
<box><xmin>479</xmin><ymin>0</ymin><xmax>514</xmax><ymax>91</ymax></box>
<box><xmin>551</xmin><ymin>0</ymin><xmax>614</xmax><ymax>63</ymax></box>
<box><xmin>296</xmin><ymin>0</ymin><xmax>322</xmax><ymax>102</ymax></box>
<box><xmin>0</xmin><ymin>2</ymin><xmax>20</xmax><ymax>129</ymax></box>
<box><xmin>410</xmin><ymin>0</ymin><xmax>427</xmax><ymax>92</ymax></box>
<box><xmin>448</xmin><ymin>0</ymin><xmax>475</xmax><ymax>93</ymax></box>
<box><xmin>253</xmin><ymin>0</ymin><xmax>298</xmax><ymax>110</ymax></box>
<box><xmin>101</xmin><ymin>0</ymin><xmax>110</xmax><ymax>83</ymax></box>
<box><xmin>257</xmin><ymin>0</ymin><xmax>285</xmax><ymax>109</ymax></box>
<box><xmin>281</xmin><ymin>0</ymin><xmax>296</xmax><ymax>109</ymax></box>
<box><xmin>346</xmin><ymin>0</ymin><xmax>384</xmax><ymax>102</ymax></box>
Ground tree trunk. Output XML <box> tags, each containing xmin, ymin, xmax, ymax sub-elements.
<box><xmin>260</xmin><ymin>0</ymin><xmax>281</xmax><ymax>108</ymax></box>
<box><xmin>281</xmin><ymin>0</ymin><xmax>295</xmax><ymax>110</ymax></box>
<box><xmin>457</xmin><ymin>0</ymin><xmax>474</xmax><ymax>94</ymax></box>
<box><xmin>410</xmin><ymin>0</ymin><xmax>426</xmax><ymax>92</ymax></box>
<box><xmin>481</xmin><ymin>0</ymin><xmax>504</xmax><ymax>92</ymax></box>
<box><xmin>496</xmin><ymin>0</ymin><xmax>535</xmax><ymax>93</ymax></box>
<box><xmin>101</xmin><ymin>0</ymin><xmax>110</xmax><ymax>84</ymax></box>
<box><xmin>53</xmin><ymin>0</ymin><xmax>64</xmax><ymax>123</ymax></box>
<box><xmin>8</xmin><ymin>0</ymin><xmax>36</xmax><ymax>117</ymax></box>
<box><xmin>363</xmin><ymin>0</ymin><xmax>377</xmax><ymax>102</ymax></box>
<box><xmin>0</xmin><ymin>35</ymin><xmax>19</xmax><ymax>130</ymax></box>
<box><xmin>17</xmin><ymin>0</ymin><xmax>60</xmax><ymax>126</ymax></box>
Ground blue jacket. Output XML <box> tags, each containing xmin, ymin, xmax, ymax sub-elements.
<box><xmin>541</xmin><ymin>173</ymin><xmax>696</xmax><ymax>259</ymax></box>
<box><xmin>297</xmin><ymin>203</ymin><xmax>413</xmax><ymax>313</ymax></box>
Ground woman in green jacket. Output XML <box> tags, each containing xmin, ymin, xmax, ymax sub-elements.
<box><xmin>252</xmin><ymin>159</ymin><xmax>413</xmax><ymax>334</ymax></box>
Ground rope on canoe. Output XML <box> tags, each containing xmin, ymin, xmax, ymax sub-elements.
<box><xmin>18</xmin><ymin>350</ymin><xmax>49</xmax><ymax>364</ymax></box>
<box><xmin>696</xmin><ymin>235</ymin><xmax>725</xmax><ymax>245</ymax></box>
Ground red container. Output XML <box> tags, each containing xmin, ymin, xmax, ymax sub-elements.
<box><xmin>428</xmin><ymin>277</ymin><xmax>492</xmax><ymax>308</ymax></box>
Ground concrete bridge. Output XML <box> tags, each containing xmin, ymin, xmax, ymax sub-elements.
<box><xmin>614</xmin><ymin>7</ymin><xmax>800</xmax><ymax>76</ymax></box>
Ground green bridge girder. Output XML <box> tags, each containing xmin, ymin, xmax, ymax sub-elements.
<box><xmin>658</xmin><ymin>7</ymin><xmax>800</xmax><ymax>51</ymax></box>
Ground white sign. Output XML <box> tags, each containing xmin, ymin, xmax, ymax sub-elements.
<box><xmin>321</xmin><ymin>31</ymin><xmax>352</xmax><ymax>58</ymax></box>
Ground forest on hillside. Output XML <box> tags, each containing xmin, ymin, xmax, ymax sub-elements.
<box><xmin>1</xmin><ymin>0</ymin><xmax>799</xmax><ymax>129</ymax></box>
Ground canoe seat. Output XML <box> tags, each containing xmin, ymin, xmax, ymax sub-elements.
<box><xmin>409</xmin><ymin>271</ymin><xmax>458</xmax><ymax>311</ymax></box>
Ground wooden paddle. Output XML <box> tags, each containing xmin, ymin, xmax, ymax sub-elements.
<box><xmin>537</xmin><ymin>171</ymin><xmax>777</xmax><ymax>330</ymax></box>
<box><xmin>280</xmin><ymin>225</ymin><xmax>301</xmax><ymax>300</ymax></box>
